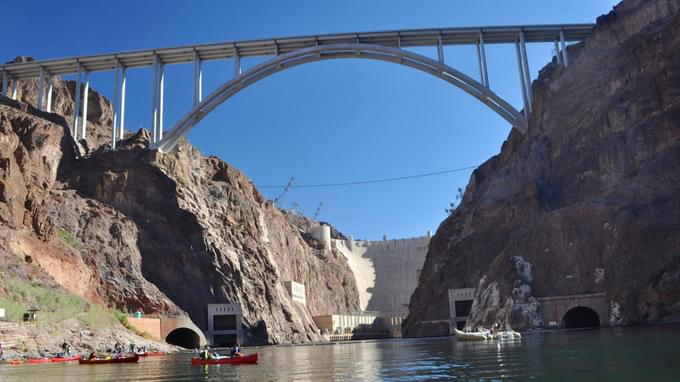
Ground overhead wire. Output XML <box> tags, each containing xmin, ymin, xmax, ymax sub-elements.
<box><xmin>257</xmin><ymin>165</ymin><xmax>478</xmax><ymax>189</ymax></box>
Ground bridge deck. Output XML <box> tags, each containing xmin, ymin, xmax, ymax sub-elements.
<box><xmin>2</xmin><ymin>24</ymin><xmax>593</xmax><ymax>79</ymax></box>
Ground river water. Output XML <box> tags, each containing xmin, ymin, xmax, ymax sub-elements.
<box><xmin>2</xmin><ymin>327</ymin><xmax>679</xmax><ymax>381</ymax></box>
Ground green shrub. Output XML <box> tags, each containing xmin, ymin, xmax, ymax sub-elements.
<box><xmin>55</xmin><ymin>226</ymin><xmax>86</xmax><ymax>255</ymax></box>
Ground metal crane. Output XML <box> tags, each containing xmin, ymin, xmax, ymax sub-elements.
<box><xmin>313</xmin><ymin>202</ymin><xmax>323</xmax><ymax>220</ymax></box>
<box><xmin>274</xmin><ymin>177</ymin><xmax>294</xmax><ymax>206</ymax></box>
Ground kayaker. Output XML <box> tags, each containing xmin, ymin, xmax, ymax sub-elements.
<box><xmin>200</xmin><ymin>345</ymin><xmax>210</xmax><ymax>359</ymax></box>
<box><xmin>230</xmin><ymin>340</ymin><xmax>242</xmax><ymax>358</ymax></box>
<box><xmin>88</xmin><ymin>351</ymin><xmax>96</xmax><ymax>360</ymax></box>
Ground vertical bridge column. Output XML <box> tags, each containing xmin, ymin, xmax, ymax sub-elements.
<box><xmin>437</xmin><ymin>33</ymin><xmax>444</xmax><ymax>64</ymax></box>
<box><xmin>518</xmin><ymin>30</ymin><xmax>533</xmax><ymax>107</ymax></box>
<box><xmin>46</xmin><ymin>74</ymin><xmax>53</xmax><ymax>112</ymax></box>
<box><xmin>150</xmin><ymin>55</ymin><xmax>164</xmax><ymax>143</ymax></box>
<box><xmin>1</xmin><ymin>71</ymin><xmax>8</xmax><ymax>96</ymax></box>
<box><xmin>120</xmin><ymin>67</ymin><xmax>127</xmax><ymax>142</ymax></box>
<box><xmin>10</xmin><ymin>77</ymin><xmax>18</xmax><ymax>100</ymax></box>
<box><xmin>554</xmin><ymin>39</ymin><xmax>564</xmax><ymax>66</ymax></box>
<box><xmin>476</xmin><ymin>31</ymin><xmax>489</xmax><ymax>88</ymax></box>
<box><xmin>80</xmin><ymin>70</ymin><xmax>90</xmax><ymax>140</ymax></box>
<box><xmin>234</xmin><ymin>47</ymin><xmax>241</xmax><ymax>77</ymax></box>
<box><xmin>112</xmin><ymin>60</ymin><xmax>120</xmax><ymax>149</ymax></box>
<box><xmin>559</xmin><ymin>29</ymin><xmax>569</xmax><ymax>67</ymax></box>
<box><xmin>72</xmin><ymin>64</ymin><xmax>82</xmax><ymax>138</ymax></box>
<box><xmin>193</xmin><ymin>50</ymin><xmax>203</xmax><ymax>106</ymax></box>
<box><xmin>37</xmin><ymin>66</ymin><xmax>45</xmax><ymax>111</ymax></box>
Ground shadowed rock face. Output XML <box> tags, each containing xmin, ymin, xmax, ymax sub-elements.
<box><xmin>0</xmin><ymin>65</ymin><xmax>359</xmax><ymax>344</ymax></box>
<box><xmin>404</xmin><ymin>0</ymin><xmax>680</xmax><ymax>337</ymax></box>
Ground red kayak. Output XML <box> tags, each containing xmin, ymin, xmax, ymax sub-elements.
<box><xmin>27</xmin><ymin>358</ymin><xmax>51</xmax><ymax>364</ymax></box>
<box><xmin>28</xmin><ymin>355</ymin><xmax>80</xmax><ymax>364</ymax></box>
<box><xmin>79</xmin><ymin>354</ymin><xmax>140</xmax><ymax>365</ymax></box>
<box><xmin>191</xmin><ymin>353</ymin><xmax>258</xmax><ymax>365</ymax></box>
<box><xmin>51</xmin><ymin>355</ymin><xmax>80</xmax><ymax>363</ymax></box>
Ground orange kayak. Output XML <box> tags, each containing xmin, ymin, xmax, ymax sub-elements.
<box><xmin>7</xmin><ymin>359</ymin><xmax>24</xmax><ymax>365</ymax></box>
<box><xmin>191</xmin><ymin>353</ymin><xmax>258</xmax><ymax>365</ymax></box>
<box><xmin>146</xmin><ymin>351</ymin><xmax>165</xmax><ymax>357</ymax></box>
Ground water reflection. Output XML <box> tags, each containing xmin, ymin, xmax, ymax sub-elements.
<box><xmin>2</xmin><ymin>327</ymin><xmax>680</xmax><ymax>381</ymax></box>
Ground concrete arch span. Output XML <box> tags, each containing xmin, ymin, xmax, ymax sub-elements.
<box><xmin>156</xmin><ymin>43</ymin><xmax>528</xmax><ymax>153</ymax></box>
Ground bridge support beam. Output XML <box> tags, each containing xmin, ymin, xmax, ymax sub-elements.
<box><xmin>515</xmin><ymin>41</ymin><xmax>531</xmax><ymax>118</ymax></box>
<box><xmin>1</xmin><ymin>72</ymin><xmax>7</xmax><ymax>96</ymax></box>
<box><xmin>554</xmin><ymin>40</ymin><xmax>564</xmax><ymax>66</ymax></box>
<box><xmin>11</xmin><ymin>79</ymin><xmax>18</xmax><ymax>100</ymax></box>
<box><xmin>150</xmin><ymin>55</ymin><xmax>165</xmax><ymax>143</ymax></box>
<box><xmin>46</xmin><ymin>74</ymin><xmax>53</xmax><ymax>112</ymax></box>
<box><xmin>120</xmin><ymin>67</ymin><xmax>127</xmax><ymax>141</ymax></box>
<box><xmin>476</xmin><ymin>32</ymin><xmax>489</xmax><ymax>88</ymax></box>
<box><xmin>80</xmin><ymin>71</ymin><xmax>90</xmax><ymax>140</ymax></box>
<box><xmin>437</xmin><ymin>34</ymin><xmax>444</xmax><ymax>64</ymax></box>
<box><xmin>193</xmin><ymin>51</ymin><xmax>203</xmax><ymax>106</ymax></box>
<box><xmin>234</xmin><ymin>48</ymin><xmax>241</xmax><ymax>77</ymax></box>
<box><xmin>72</xmin><ymin>65</ymin><xmax>82</xmax><ymax>138</ymax></box>
<box><xmin>37</xmin><ymin>66</ymin><xmax>45</xmax><ymax>111</ymax></box>
<box><xmin>518</xmin><ymin>31</ymin><xmax>533</xmax><ymax>107</ymax></box>
<box><xmin>559</xmin><ymin>30</ymin><xmax>569</xmax><ymax>67</ymax></box>
<box><xmin>112</xmin><ymin>61</ymin><xmax>120</xmax><ymax>149</ymax></box>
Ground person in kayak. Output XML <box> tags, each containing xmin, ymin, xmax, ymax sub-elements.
<box><xmin>200</xmin><ymin>345</ymin><xmax>210</xmax><ymax>359</ymax></box>
<box><xmin>230</xmin><ymin>340</ymin><xmax>242</xmax><ymax>358</ymax></box>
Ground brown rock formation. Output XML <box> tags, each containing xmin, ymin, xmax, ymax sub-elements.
<box><xmin>404</xmin><ymin>0</ymin><xmax>680</xmax><ymax>336</ymax></box>
<box><xmin>0</xmin><ymin>64</ymin><xmax>359</xmax><ymax>344</ymax></box>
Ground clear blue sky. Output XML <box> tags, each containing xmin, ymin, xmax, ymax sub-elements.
<box><xmin>4</xmin><ymin>1</ymin><xmax>618</xmax><ymax>240</ymax></box>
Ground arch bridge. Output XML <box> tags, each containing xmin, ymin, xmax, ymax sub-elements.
<box><xmin>0</xmin><ymin>24</ymin><xmax>593</xmax><ymax>152</ymax></box>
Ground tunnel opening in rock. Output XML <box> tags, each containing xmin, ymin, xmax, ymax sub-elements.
<box><xmin>562</xmin><ymin>306</ymin><xmax>600</xmax><ymax>329</ymax></box>
<box><xmin>165</xmin><ymin>327</ymin><xmax>200</xmax><ymax>349</ymax></box>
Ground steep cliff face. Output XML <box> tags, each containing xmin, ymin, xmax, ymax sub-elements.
<box><xmin>404</xmin><ymin>0</ymin><xmax>680</xmax><ymax>336</ymax></box>
<box><xmin>0</xmin><ymin>66</ymin><xmax>359</xmax><ymax>344</ymax></box>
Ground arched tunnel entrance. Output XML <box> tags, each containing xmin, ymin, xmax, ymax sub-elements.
<box><xmin>562</xmin><ymin>306</ymin><xmax>600</xmax><ymax>329</ymax></box>
<box><xmin>165</xmin><ymin>327</ymin><xmax>201</xmax><ymax>349</ymax></box>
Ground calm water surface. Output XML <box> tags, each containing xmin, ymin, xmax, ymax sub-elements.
<box><xmin>2</xmin><ymin>327</ymin><xmax>679</xmax><ymax>381</ymax></box>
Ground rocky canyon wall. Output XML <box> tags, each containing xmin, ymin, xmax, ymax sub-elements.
<box><xmin>404</xmin><ymin>0</ymin><xmax>680</xmax><ymax>336</ymax></box>
<box><xmin>0</xmin><ymin>69</ymin><xmax>360</xmax><ymax>344</ymax></box>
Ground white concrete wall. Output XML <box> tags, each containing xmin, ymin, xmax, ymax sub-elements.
<box><xmin>334</xmin><ymin>235</ymin><xmax>429</xmax><ymax>314</ymax></box>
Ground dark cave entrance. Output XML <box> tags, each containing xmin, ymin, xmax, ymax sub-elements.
<box><xmin>562</xmin><ymin>306</ymin><xmax>600</xmax><ymax>329</ymax></box>
<box><xmin>165</xmin><ymin>327</ymin><xmax>201</xmax><ymax>349</ymax></box>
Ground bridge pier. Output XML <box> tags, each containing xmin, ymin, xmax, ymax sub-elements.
<box><xmin>120</xmin><ymin>67</ymin><xmax>127</xmax><ymax>141</ymax></box>
<box><xmin>476</xmin><ymin>32</ymin><xmax>489</xmax><ymax>88</ymax></box>
<box><xmin>515</xmin><ymin>40</ymin><xmax>531</xmax><ymax>117</ymax></box>
<box><xmin>72</xmin><ymin>64</ymin><xmax>82</xmax><ymax>138</ymax></box>
<box><xmin>81</xmin><ymin>71</ymin><xmax>90</xmax><ymax>140</ymax></box>
<box><xmin>46</xmin><ymin>74</ymin><xmax>53</xmax><ymax>112</ymax></box>
<box><xmin>36</xmin><ymin>66</ymin><xmax>45</xmax><ymax>111</ymax></box>
<box><xmin>193</xmin><ymin>50</ymin><xmax>203</xmax><ymax>106</ymax></box>
<box><xmin>559</xmin><ymin>30</ymin><xmax>569</xmax><ymax>67</ymax></box>
<box><xmin>112</xmin><ymin>61</ymin><xmax>120</xmax><ymax>149</ymax></box>
<box><xmin>150</xmin><ymin>55</ymin><xmax>165</xmax><ymax>143</ymax></box>
<box><xmin>518</xmin><ymin>31</ymin><xmax>533</xmax><ymax>107</ymax></box>
<box><xmin>1</xmin><ymin>71</ymin><xmax>7</xmax><ymax>95</ymax></box>
<box><xmin>234</xmin><ymin>47</ymin><xmax>241</xmax><ymax>77</ymax></box>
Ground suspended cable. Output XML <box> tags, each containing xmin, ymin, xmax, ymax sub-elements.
<box><xmin>257</xmin><ymin>165</ymin><xmax>478</xmax><ymax>189</ymax></box>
